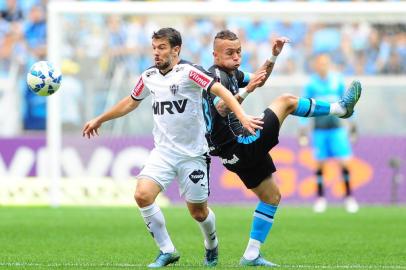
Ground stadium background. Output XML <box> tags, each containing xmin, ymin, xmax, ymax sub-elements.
<box><xmin>0</xmin><ymin>0</ymin><xmax>405</xmax><ymax>206</ymax></box>
<box><xmin>1</xmin><ymin>1</ymin><xmax>406</xmax><ymax>269</ymax></box>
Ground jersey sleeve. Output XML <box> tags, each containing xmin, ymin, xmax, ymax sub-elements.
<box><xmin>188</xmin><ymin>64</ymin><xmax>215</xmax><ymax>92</ymax></box>
<box><xmin>236</xmin><ymin>69</ymin><xmax>250</xmax><ymax>88</ymax></box>
<box><xmin>131</xmin><ymin>75</ymin><xmax>150</xmax><ymax>100</ymax></box>
<box><xmin>207</xmin><ymin>67</ymin><xmax>223</xmax><ymax>106</ymax></box>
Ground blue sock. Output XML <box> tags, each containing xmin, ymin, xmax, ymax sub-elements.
<box><xmin>292</xmin><ymin>98</ymin><xmax>330</xmax><ymax>117</ymax></box>
<box><xmin>250</xmin><ymin>201</ymin><xmax>278</xmax><ymax>243</ymax></box>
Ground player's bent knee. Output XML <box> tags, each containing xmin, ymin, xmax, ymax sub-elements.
<box><xmin>256</xmin><ymin>188</ymin><xmax>281</xmax><ymax>205</ymax></box>
<box><xmin>263</xmin><ymin>189</ymin><xmax>282</xmax><ymax>205</ymax></box>
<box><xmin>189</xmin><ymin>208</ymin><xmax>209</xmax><ymax>222</ymax></box>
<box><xmin>272</xmin><ymin>190</ymin><xmax>282</xmax><ymax>205</ymax></box>
<box><xmin>134</xmin><ymin>189</ymin><xmax>154</xmax><ymax>207</ymax></box>
<box><xmin>281</xmin><ymin>94</ymin><xmax>298</xmax><ymax>113</ymax></box>
<box><xmin>270</xmin><ymin>94</ymin><xmax>297</xmax><ymax>114</ymax></box>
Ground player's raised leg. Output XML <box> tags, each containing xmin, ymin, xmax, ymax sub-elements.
<box><xmin>269</xmin><ymin>80</ymin><xmax>362</xmax><ymax>126</ymax></box>
<box><xmin>135</xmin><ymin>179</ymin><xmax>180</xmax><ymax>268</ymax></box>
<box><xmin>240</xmin><ymin>176</ymin><xmax>280</xmax><ymax>267</ymax></box>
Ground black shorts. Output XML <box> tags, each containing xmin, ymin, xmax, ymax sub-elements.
<box><xmin>219</xmin><ymin>108</ymin><xmax>280</xmax><ymax>189</ymax></box>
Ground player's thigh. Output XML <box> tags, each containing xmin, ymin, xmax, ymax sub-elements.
<box><xmin>137</xmin><ymin>148</ymin><xmax>176</xmax><ymax>192</ymax></box>
<box><xmin>135</xmin><ymin>178</ymin><xmax>162</xmax><ymax>205</ymax></box>
<box><xmin>329</xmin><ymin>128</ymin><xmax>352</xmax><ymax>159</ymax></box>
<box><xmin>312</xmin><ymin>129</ymin><xmax>329</xmax><ymax>161</ymax></box>
<box><xmin>176</xmin><ymin>154</ymin><xmax>211</xmax><ymax>204</ymax></box>
<box><xmin>237</xmin><ymin>108</ymin><xmax>280</xmax><ymax>157</ymax></box>
<box><xmin>230</xmin><ymin>154</ymin><xmax>276</xmax><ymax>190</ymax></box>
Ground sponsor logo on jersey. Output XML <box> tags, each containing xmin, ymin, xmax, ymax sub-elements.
<box><xmin>146</xmin><ymin>70</ymin><xmax>157</xmax><ymax>77</ymax></box>
<box><xmin>220</xmin><ymin>154</ymin><xmax>240</xmax><ymax>165</ymax></box>
<box><xmin>175</xmin><ymin>66</ymin><xmax>185</xmax><ymax>72</ymax></box>
<box><xmin>189</xmin><ymin>170</ymin><xmax>205</xmax><ymax>184</ymax></box>
<box><xmin>189</xmin><ymin>70</ymin><xmax>210</xmax><ymax>88</ymax></box>
<box><xmin>170</xmin><ymin>84</ymin><xmax>179</xmax><ymax>96</ymax></box>
<box><xmin>152</xmin><ymin>99</ymin><xmax>188</xmax><ymax>115</ymax></box>
<box><xmin>132</xmin><ymin>77</ymin><xmax>144</xmax><ymax>97</ymax></box>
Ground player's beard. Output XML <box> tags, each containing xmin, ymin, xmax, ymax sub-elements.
<box><xmin>156</xmin><ymin>59</ymin><xmax>171</xmax><ymax>71</ymax></box>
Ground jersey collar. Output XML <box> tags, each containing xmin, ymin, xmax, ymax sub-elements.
<box><xmin>158</xmin><ymin>59</ymin><xmax>183</xmax><ymax>76</ymax></box>
<box><xmin>213</xmin><ymin>64</ymin><xmax>235</xmax><ymax>76</ymax></box>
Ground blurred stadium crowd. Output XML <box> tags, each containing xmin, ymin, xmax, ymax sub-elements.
<box><xmin>0</xmin><ymin>0</ymin><xmax>405</xmax><ymax>131</ymax></box>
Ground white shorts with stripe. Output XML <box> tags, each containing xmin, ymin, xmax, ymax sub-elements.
<box><xmin>137</xmin><ymin>148</ymin><xmax>211</xmax><ymax>203</ymax></box>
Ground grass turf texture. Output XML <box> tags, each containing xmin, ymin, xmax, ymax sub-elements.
<box><xmin>0</xmin><ymin>206</ymin><xmax>405</xmax><ymax>270</ymax></box>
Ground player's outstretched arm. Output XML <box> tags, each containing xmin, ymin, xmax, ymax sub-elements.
<box><xmin>210</xmin><ymin>82</ymin><xmax>263</xmax><ymax>135</ymax></box>
<box><xmin>82</xmin><ymin>96</ymin><xmax>141</xmax><ymax>138</ymax></box>
<box><xmin>256</xmin><ymin>36</ymin><xmax>290</xmax><ymax>87</ymax></box>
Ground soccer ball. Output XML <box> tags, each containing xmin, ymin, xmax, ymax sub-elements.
<box><xmin>27</xmin><ymin>61</ymin><xmax>62</xmax><ymax>96</ymax></box>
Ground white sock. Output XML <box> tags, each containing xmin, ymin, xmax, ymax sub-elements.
<box><xmin>330</xmin><ymin>102</ymin><xmax>347</xmax><ymax>117</ymax></box>
<box><xmin>243</xmin><ymin>238</ymin><xmax>261</xmax><ymax>260</ymax></box>
<box><xmin>198</xmin><ymin>208</ymin><xmax>218</xmax><ymax>250</ymax></box>
<box><xmin>139</xmin><ymin>203</ymin><xmax>175</xmax><ymax>254</ymax></box>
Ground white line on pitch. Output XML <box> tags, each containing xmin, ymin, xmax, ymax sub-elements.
<box><xmin>283</xmin><ymin>265</ymin><xmax>406</xmax><ymax>269</ymax></box>
<box><xmin>1</xmin><ymin>262</ymin><xmax>406</xmax><ymax>269</ymax></box>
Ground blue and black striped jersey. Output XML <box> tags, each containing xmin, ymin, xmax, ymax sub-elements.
<box><xmin>202</xmin><ymin>65</ymin><xmax>250</xmax><ymax>155</ymax></box>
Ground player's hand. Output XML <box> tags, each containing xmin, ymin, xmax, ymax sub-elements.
<box><xmin>246</xmin><ymin>70</ymin><xmax>267</xmax><ymax>93</ymax></box>
<box><xmin>241</xmin><ymin>114</ymin><xmax>264</xmax><ymax>135</ymax></box>
<box><xmin>82</xmin><ymin>118</ymin><xmax>102</xmax><ymax>139</ymax></box>
<box><xmin>272</xmin><ymin>37</ymin><xmax>290</xmax><ymax>56</ymax></box>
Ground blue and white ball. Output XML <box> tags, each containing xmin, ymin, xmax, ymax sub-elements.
<box><xmin>27</xmin><ymin>61</ymin><xmax>62</xmax><ymax>96</ymax></box>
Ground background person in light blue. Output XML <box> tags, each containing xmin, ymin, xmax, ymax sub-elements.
<box><xmin>299</xmin><ymin>53</ymin><xmax>359</xmax><ymax>214</ymax></box>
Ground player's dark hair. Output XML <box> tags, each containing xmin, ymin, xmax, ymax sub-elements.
<box><xmin>152</xmin><ymin>28</ymin><xmax>182</xmax><ymax>48</ymax></box>
<box><xmin>214</xmin><ymin>30</ymin><xmax>238</xmax><ymax>41</ymax></box>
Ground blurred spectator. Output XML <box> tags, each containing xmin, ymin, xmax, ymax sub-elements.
<box><xmin>0</xmin><ymin>0</ymin><xmax>22</xmax><ymax>22</ymax></box>
<box><xmin>22</xmin><ymin>5</ymin><xmax>46</xmax><ymax>130</ymax></box>
<box><xmin>105</xmin><ymin>15</ymin><xmax>131</xmax><ymax>75</ymax></box>
<box><xmin>60</xmin><ymin>59</ymin><xmax>84</xmax><ymax>131</ymax></box>
<box><xmin>0</xmin><ymin>0</ymin><xmax>405</xmax><ymax>133</ymax></box>
<box><xmin>363</xmin><ymin>28</ymin><xmax>390</xmax><ymax>75</ymax></box>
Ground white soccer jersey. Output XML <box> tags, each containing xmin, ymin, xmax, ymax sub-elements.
<box><xmin>131</xmin><ymin>60</ymin><xmax>215</xmax><ymax>157</ymax></box>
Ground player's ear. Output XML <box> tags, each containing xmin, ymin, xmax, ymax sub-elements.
<box><xmin>213</xmin><ymin>50</ymin><xmax>218</xmax><ymax>61</ymax></box>
<box><xmin>173</xmin><ymin>45</ymin><xmax>181</xmax><ymax>56</ymax></box>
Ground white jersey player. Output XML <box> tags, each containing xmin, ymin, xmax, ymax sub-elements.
<box><xmin>132</xmin><ymin>59</ymin><xmax>214</xmax><ymax>158</ymax></box>
<box><xmin>82</xmin><ymin>27</ymin><xmax>263</xmax><ymax>268</ymax></box>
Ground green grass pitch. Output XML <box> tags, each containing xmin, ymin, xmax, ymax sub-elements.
<box><xmin>1</xmin><ymin>206</ymin><xmax>405</xmax><ymax>269</ymax></box>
